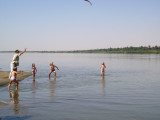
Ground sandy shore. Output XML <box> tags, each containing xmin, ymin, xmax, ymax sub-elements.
<box><xmin>0</xmin><ymin>71</ymin><xmax>32</xmax><ymax>87</ymax></box>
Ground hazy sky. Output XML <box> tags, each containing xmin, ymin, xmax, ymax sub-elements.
<box><xmin>0</xmin><ymin>0</ymin><xmax>160</xmax><ymax>51</ymax></box>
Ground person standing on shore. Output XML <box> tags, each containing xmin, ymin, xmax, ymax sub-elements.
<box><xmin>10</xmin><ymin>48</ymin><xmax>27</xmax><ymax>71</ymax></box>
<box><xmin>9</xmin><ymin>48</ymin><xmax>27</xmax><ymax>79</ymax></box>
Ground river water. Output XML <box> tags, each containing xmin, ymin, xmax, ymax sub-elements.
<box><xmin>0</xmin><ymin>53</ymin><xmax>160</xmax><ymax>120</ymax></box>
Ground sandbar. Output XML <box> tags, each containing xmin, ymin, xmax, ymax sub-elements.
<box><xmin>0</xmin><ymin>71</ymin><xmax>32</xmax><ymax>87</ymax></box>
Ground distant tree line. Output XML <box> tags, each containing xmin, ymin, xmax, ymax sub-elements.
<box><xmin>0</xmin><ymin>45</ymin><xmax>160</xmax><ymax>54</ymax></box>
<box><xmin>70</xmin><ymin>45</ymin><xmax>160</xmax><ymax>54</ymax></box>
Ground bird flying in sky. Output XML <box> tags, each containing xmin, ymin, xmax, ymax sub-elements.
<box><xmin>84</xmin><ymin>0</ymin><xmax>92</xmax><ymax>6</ymax></box>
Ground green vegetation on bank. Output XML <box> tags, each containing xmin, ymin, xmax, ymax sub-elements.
<box><xmin>70</xmin><ymin>46</ymin><xmax>160</xmax><ymax>54</ymax></box>
<box><xmin>1</xmin><ymin>46</ymin><xmax>160</xmax><ymax>54</ymax></box>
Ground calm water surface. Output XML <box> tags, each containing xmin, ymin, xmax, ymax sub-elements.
<box><xmin>0</xmin><ymin>53</ymin><xmax>160</xmax><ymax>120</ymax></box>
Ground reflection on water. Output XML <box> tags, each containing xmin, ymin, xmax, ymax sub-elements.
<box><xmin>8</xmin><ymin>89</ymin><xmax>19</xmax><ymax>114</ymax></box>
<box><xmin>101</xmin><ymin>75</ymin><xmax>106</xmax><ymax>96</ymax></box>
<box><xmin>32</xmin><ymin>80</ymin><xmax>36</xmax><ymax>94</ymax></box>
<box><xmin>9</xmin><ymin>89</ymin><xmax>19</xmax><ymax>104</ymax></box>
<box><xmin>49</xmin><ymin>78</ymin><xmax>56</xmax><ymax>97</ymax></box>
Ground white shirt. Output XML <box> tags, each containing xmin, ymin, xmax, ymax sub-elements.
<box><xmin>11</xmin><ymin>53</ymin><xmax>21</xmax><ymax>66</ymax></box>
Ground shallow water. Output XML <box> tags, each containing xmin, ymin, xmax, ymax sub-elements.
<box><xmin>0</xmin><ymin>53</ymin><xmax>160</xmax><ymax>120</ymax></box>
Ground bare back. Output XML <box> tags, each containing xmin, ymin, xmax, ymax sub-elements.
<box><xmin>11</xmin><ymin>71</ymin><xmax>17</xmax><ymax>78</ymax></box>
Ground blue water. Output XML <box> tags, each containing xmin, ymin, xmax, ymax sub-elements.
<box><xmin>0</xmin><ymin>53</ymin><xmax>160</xmax><ymax>120</ymax></box>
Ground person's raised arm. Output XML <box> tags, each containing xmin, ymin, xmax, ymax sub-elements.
<box><xmin>19</xmin><ymin>48</ymin><xmax>27</xmax><ymax>55</ymax></box>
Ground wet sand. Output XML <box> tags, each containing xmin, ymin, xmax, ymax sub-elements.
<box><xmin>0</xmin><ymin>71</ymin><xmax>32</xmax><ymax>87</ymax></box>
<box><xmin>0</xmin><ymin>101</ymin><xmax>8</xmax><ymax>106</ymax></box>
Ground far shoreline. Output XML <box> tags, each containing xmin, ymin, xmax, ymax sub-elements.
<box><xmin>0</xmin><ymin>46</ymin><xmax>160</xmax><ymax>54</ymax></box>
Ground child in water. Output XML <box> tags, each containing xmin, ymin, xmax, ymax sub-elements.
<box><xmin>31</xmin><ymin>63</ymin><xmax>37</xmax><ymax>80</ymax></box>
<box><xmin>8</xmin><ymin>67</ymin><xmax>22</xmax><ymax>90</ymax></box>
<box><xmin>100</xmin><ymin>62</ymin><xmax>106</xmax><ymax>76</ymax></box>
<box><xmin>49</xmin><ymin>62</ymin><xmax>59</xmax><ymax>78</ymax></box>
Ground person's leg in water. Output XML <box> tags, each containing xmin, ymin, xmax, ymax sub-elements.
<box><xmin>49</xmin><ymin>70</ymin><xmax>53</xmax><ymax>78</ymax></box>
<box><xmin>101</xmin><ymin>69</ymin><xmax>105</xmax><ymax>76</ymax></box>
<box><xmin>32</xmin><ymin>71</ymin><xmax>35</xmax><ymax>80</ymax></box>
<box><xmin>53</xmin><ymin>71</ymin><xmax>56</xmax><ymax>78</ymax></box>
<box><xmin>14</xmin><ymin>79</ymin><xmax>19</xmax><ymax>90</ymax></box>
<box><xmin>8</xmin><ymin>81</ymin><xmax>12</xmax><ymax>91</ymax></box>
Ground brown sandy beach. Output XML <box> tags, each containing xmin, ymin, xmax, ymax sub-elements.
<box><xmin>0</xmin><ymin>71</ymin><xmax>32</xmax><ymax>87</ymax></box>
